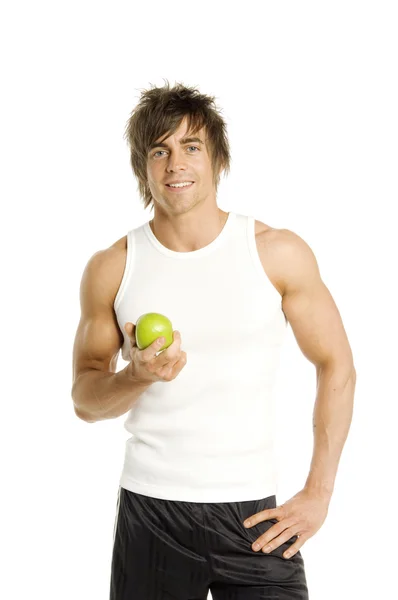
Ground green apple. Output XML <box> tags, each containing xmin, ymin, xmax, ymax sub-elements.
<box><xmin>135</xmin><ymin>312</ymin><xmax>174</xmax><ymax>351</ymax></box>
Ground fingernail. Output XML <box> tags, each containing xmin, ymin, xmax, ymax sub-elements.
<box><xmin>244</xmin><ymin>520</ymin><xmax>251</xmax><ymax>527</ymax></box>
<box><xmin>158</xmin><ymin>337</ymin><xmax>165</xmax><ymax>344</ymax></box>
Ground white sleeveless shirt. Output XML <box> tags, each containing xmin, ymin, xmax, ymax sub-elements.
<box><xmin>113</xmin><ymin>211</ymin><xmax>288</xmax><ymax>502</ymax></box>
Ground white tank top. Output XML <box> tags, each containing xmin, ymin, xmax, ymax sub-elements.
<box><xmin>114</xmin><ymin>211</ymin><xmax>288</xmax><ymax>502</ymax></box>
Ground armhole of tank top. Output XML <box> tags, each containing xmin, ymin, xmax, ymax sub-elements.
<box><xmin>246</xmin><ymin>216</ymin><xmax>284</xmax><ymax>306</ymax></box>
<box><xmin>114</xmin><ymin>230</ymin><xmax>134</xmax><ymax>313</ymax></box>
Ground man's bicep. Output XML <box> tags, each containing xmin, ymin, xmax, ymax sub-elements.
<box><xmin>72</xmin><ymin>250</ymin><xmax>124</xmax><ymax>384</ymax></box>
<box><xmin>282</xmin><ymin>279</ymin><xmax>353</xmax><ymax>370</ymax></box>
<box><xmin>278</xmin><ymin>230</ymin><xmax>354</xmax><ymax>371</ymax></box>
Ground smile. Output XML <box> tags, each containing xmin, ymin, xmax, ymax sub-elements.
<box><xmin>165</xmin><ymin>182</ymin><xmax>194</xmax><ymax>192</ymax></box>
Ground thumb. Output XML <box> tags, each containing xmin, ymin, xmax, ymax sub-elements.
<box><xmin>124</xmin><ymin>322</ymin><xmax>136</xmax><ymax>341</ymax></box>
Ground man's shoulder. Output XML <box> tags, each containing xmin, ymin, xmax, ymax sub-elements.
<box><xmin>85</xmin><ymin>235</ymin><xmax>128</xmax><ymax>308</ymax></box>
<box><xmin>111</xmin><ymin>234</ymin><xmax>128</xmax><ymax>252</ymax></box>
<box><xmin>254</xmin><ymin>218</ymin><xmax>276</xmax><ymax>239</ymax></box>
<box><xmin>255</xmin><ymin>219</ymin><xmax>304</xmax><ymax>246</ymax></box>
<box><xmin>95</xmin><ymin>234</ymin><xmax>127</xmax><ymax>268</ymax></box>
<box><xmin>106</xmin><ymin>235</ymin><xmax>128</xmax><ymax>299</ymax></box>
<box><xmin>254</xmin><ymin>220</ymin><xmax>315</xmax><ymax>296</ymax></box>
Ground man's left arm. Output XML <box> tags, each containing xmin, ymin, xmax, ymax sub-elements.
<box><xmin>279</xmin><ymin>230</ymin><xmax>356</xmax><ymax>499</ymax></box>
<box><xmin>244</xmin><ymin>228</ymin><xmax>356</xmax><ymax>559</ymax></box>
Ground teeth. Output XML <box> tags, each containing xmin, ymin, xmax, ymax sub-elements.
<box><xmin>168</xmin><ymin>182</ymin><xmax>192</xmax><ymax>188</ymax></box>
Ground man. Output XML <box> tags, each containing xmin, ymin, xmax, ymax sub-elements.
<box><xmin>72</xmin><ymin>81</ymin><xmax>356</xmax><ymax>599</ymax></box>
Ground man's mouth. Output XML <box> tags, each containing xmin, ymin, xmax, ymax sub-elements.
<box><xmin>165</xmin><ymin>181</ymin><xmax>194</xmax><ymax>190</ymax></box>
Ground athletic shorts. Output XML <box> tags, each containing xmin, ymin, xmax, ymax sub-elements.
<box><xmin>109</xmin><ymin>486</ymin><xmax>309</xmax><ymax>599</ymax></box>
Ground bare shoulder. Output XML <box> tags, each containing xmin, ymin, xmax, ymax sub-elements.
<box><xmin>110</xmin><ymin>234</ymin><xmax>128</xmax><ymax>258</ymax></box>
<box><xmin>255</xmin><ymin>220</ymin><xmax>320</xmax><ymax>296</ymax></box>
<box><xmin>84</xmin><ymin>235</ymin><xmax>128</xmax><ymax>308</ymax></box>
<box><xmin>104</xmin><ymin>235</ymin><xmax>128</xmax><ymax>307</ymax></box>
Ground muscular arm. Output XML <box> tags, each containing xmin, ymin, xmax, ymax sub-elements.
<box><xmin>71</xmin><ymin>246</ymin><xmax>152</xmax><ymax>423</ymax></box>
<box><xmin>265</xmin><ymin>228</ymin><xmax>356</xmax><ymax>499</ymax></box>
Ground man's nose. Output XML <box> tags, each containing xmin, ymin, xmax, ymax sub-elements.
<box><xmin>166</xmin><ymin>149</ymin><xmax>187</xmax><ymax>171</ymax></box>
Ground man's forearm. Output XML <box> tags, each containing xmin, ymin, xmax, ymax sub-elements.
<box><xmin>304</xmin><ymin>365</ymin><xmax>356</xmax><ymax>499</ymax></box>
<box><xmin>72</xmin><ymin>364</ymin><xmax>152</xmax><ymax>423</ymax></box>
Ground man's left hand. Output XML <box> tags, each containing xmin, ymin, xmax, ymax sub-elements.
<box><xmin>243</xmin><ymin>487</ymin><xmax>330</xmax><ymax>559</ymax></box>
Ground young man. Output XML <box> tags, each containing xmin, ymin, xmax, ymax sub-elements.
<box><xmin>72</xmin><ymin>82</ymin><xmax>356</xmax><ymax>600</ymax></box>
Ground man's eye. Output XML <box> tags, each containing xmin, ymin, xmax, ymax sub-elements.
<box><xmin>153</xmin><ymin>146</ymin><xmax>199</xmax><ymax>157</ymax></box>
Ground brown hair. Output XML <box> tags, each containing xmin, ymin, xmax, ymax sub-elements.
<box><xmin>123</xmin><ymin>79</ymin><xmax>232</xmax><ymax>211</ymax></box>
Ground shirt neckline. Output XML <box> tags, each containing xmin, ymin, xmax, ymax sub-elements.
<box><xmin>143</xmin><ymin>211</ymin><xmax>236</xmax><ymax>259</ymax></box>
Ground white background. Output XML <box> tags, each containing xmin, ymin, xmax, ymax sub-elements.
<box><xmin>1</xmin><ymin>1</ymin><xmax>397</xmax><ymax>599</ymax></box>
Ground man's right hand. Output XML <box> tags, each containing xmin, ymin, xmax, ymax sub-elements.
<box><xmin>124</xmin><ymin>322</ymin><xmax>187</xmax><ymax>384</ymax></box>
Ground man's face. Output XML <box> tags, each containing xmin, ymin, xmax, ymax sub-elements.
<box><xmin>146</xmin><ymin>116</ymin><xmax>220</xmax><ymax>215</ymax></box>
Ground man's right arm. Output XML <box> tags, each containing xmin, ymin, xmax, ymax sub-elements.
<box><xmin>71</xmin><ymin>245</ymin><xmax>151</xmax><ymax>423</ymax></box>
<box><xmin>72</xmin><ymin>367</ymin><xmax>152</xmax><ymax>423</ymax></box>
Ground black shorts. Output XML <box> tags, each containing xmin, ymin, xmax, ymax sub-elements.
<box><xmin>110</xmin><ymin>486</ymin><xmax>309</xmax><ymax>599</ymax></box>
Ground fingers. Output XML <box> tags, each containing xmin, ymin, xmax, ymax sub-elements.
<box><xmin>244</xmin><ymin>507</ymin><xmax>282</xmax><ymax>527</ymax></box>
<box><xmin>168</xmin><ymin>351</ymin><xmax>187</xmax><ymax>379</ymax></box>
<box><xmin>254</xmin><ymin>527</ymin><xmax>300</xmax><ymax>555</ymax></box>
<box><xmin>124</xmin><ymin>321</ymin><xmax>168</xmax><ymax>356</ymax></box>
<box><xmin>141</xmin><ymin>330</ymin><xmax>181</xmax><ymax>366</ymax></box>
<box><xmin>282</xmin><ymin>534</ymin><xmax>307</xmax><ymax>559</ymax></box>
<box><xmin>143</xmin><ymin>333</ymin><xmax>186</xmax><ymax>382</ymax></box>
<box><xmin>160</xmin><ymin>351</ymin><xmax>187</xmax><ymax>381</ymax></box>
<box><xmin>125</xmin><ymin>323</ymin><xmax>185</xmax><ymax>381</ymax></box>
